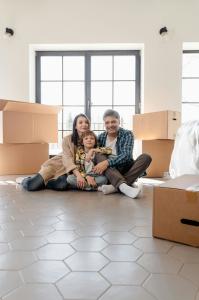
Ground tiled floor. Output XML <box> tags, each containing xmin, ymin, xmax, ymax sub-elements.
<box><xmin>0</xmin><ymin>176</ymin><xmax>199</xmax><ymax>300</ymax></box>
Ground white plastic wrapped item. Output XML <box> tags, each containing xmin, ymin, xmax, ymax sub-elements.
<box><xmin>169</xmin><ymin>120</ymin><xmax>199</xmax><ymax>178</ymax></box>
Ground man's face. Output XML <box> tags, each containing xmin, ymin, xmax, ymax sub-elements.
<box><xmin>104</xmin><ymin>116</ymin><xmax>120</xmax><ymax>135</ymax></box>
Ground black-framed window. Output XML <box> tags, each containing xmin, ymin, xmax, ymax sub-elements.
<box><xmin>182</xmin><ymin>50</ymin><xmax>199</xmax><ymax>122</ymax></box>
<box><xmin>36</xmin><ymin>50</ymin><xmax>141</xmax><ymax>154</ymax></box>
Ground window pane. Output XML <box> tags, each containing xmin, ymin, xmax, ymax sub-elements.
<box><xmin>41</xmin><ymin>82</ymin><xmax>62</xmax><ymax>105</ymax></box>
<box><xmin>41</xmin><ymin>56</ymin><xmax>62</xmax><ymax>81</ymax></box>
<box><xmin>91</xmin><ymin>106</ymin><xmax>112</xmax><ymax>131</ymax></box>
<box><xmin>114</xmin><ymin>82</ymin><xmax>135</xmax><ymax>105</ymax></box>
<box><xmin>183</xmin><ymin>54</ymin><xmax>199</xmax><ymax>77</ymax></box>
<box><xmin>63</xmin><ymin>82</ymin><xmax>85</xmax><ymax>105</ymax></box>
<box><xmin>182</xmin><ymin>103</ymin><xmax>199</xmax><ymax>122</ymax></box>
<box><xmin>114</xmin><ymin>56</ymin><xmax>135</xmax><ymax>80</ymax></box>
<box><xmin>91</xmin><ymin>82</ymin><xmax>112</xmax><ymax>105</ymax></box>
<box><xmin>182</xmin><ymin>79</ymin><xmax>199</xmax><ymax>102</ymax></box>
<box><xmin>91</xmin><ymin>56</ymin><xmax>112</xmax><ymax>80</ymax></box>
<box><xmin>63</xmin><ymin>56</ymin><xmax>85</xmax><ymax>80</ymax></box>
<box><xmin>113</xmin><ymin>106</ymin><xmax>135</xmax><ymax>130</ymax></box>
<box><xmin>63</xmin><ymin>106</ymin><xmax>85</xmax><ymax>130</ymax></box>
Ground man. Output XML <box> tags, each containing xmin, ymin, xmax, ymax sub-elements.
<box><xmin>93</xmin><ymin>109</ymin><xmax>152</xmax><ymax>198</ymax></box>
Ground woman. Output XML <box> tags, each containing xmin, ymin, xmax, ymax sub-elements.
<box><xmin>20</xmin><ymin>114</ymin><xmax>90</xmax><ymax>191</ymax></box>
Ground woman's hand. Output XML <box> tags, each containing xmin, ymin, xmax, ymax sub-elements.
<box><xmin>86</xmin><ymin>175</ymin><xmax>97</xmax><ymax>187</ymax></box>
<box><xmin>76</xmin><ymin>174</ymin><xmax>86</xmax><ymax>189</ymax></box>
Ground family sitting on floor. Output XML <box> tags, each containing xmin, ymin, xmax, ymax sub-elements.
<box><xmin>17</xmin><ymin>109</ymin><xmax>152</xmax><ymax>199</ymax></box>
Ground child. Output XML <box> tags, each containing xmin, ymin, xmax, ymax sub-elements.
<box><xmin>67</xmin><ymin>130</ymin><xmax>112</xmax><ymax>190</ymax></box>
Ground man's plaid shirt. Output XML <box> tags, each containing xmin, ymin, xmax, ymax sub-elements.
<box><xmin>97</xmin><ymin>127</ymin><xmax>134</xmax><ymax>168</ymax></box>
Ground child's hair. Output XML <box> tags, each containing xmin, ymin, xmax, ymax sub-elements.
<box><xmin>81</xmin><ymin>130</ymin><xmax>98</xmax><ymax>148</ymax></box>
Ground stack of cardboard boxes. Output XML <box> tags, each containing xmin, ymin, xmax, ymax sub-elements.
<box><xmin>133</xmin><ymin>110</ymin><xmax>181</xmax><ymax>178</ymax></box>
<box><xmin>0</xmin><ymin>100</ymin><xmax>60</xmax><ymax>175</ymax></box>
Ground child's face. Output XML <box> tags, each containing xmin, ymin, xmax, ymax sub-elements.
<box><xmin>83</xmin><ymin>135</ymin><xmax>96</xmax><ymax>149</ymax></box>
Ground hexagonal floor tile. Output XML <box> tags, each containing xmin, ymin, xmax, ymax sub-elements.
<box><xmin>99</xmin><ymin>285</ymin><xmax>156</xmax><ymax>300</ymax></box>
<box><xmin>21</xmin><ymin>225</ymin><xmax>54</xmax><ymax>237</ymax></box>
<box><xmin>100</xmin><ymin>262</ymin><xmax>149</xmax><ymax>285</ymax></box>
<box><xmin>138</xmin><ymin>253</ymin><xmax>183</xmax><ymax>274</ymax></box>
<box><xmin>168</xmin><ymin>245</ymin><xmax>199</xmax><ymax>263</ymax></box>
<box><xmin>31</xmin><ymin>216</ymin><xmax>59</xmax><ymax>226</ymax></box>
<box><xmin>0</xmin><ymin>271</ymin><xmax>23</xmax><ymax>297</ymax></box>
<box><xmin>0</xmin><ymin>229</ymin><xmax>22</xmax><ymax>242</ymax></box>
<box><xmin>75</xmin><ymin>225</ymin><xmax>106</xmax><ymax>236</ymax></box>
<box><xmin>144</xmin><ymin>274</ymin><xmax>198</xmax><ymax>300</ymax></box>
<box><xmin>53</xmin><ymin>220</ymin><xmax>81</xmax><ymax>230</ymax></box>
<box><xmin>3</xmin><ymin>284</ymin><xmax>63</xmax><ymax>300</ymax></box>
<box><xmin>103</xmin><ymin>232</ymin><xmax>137</xmax><ymax>244</ymax></box>
<box><xmin>0</xmin><ymin>252</ymin><xmax>36</xmax><ymax>270</ymax></box>
<box><xmin>133</xmin><ymin>237</ymin><xmax>173</xmax><ymax>253</ymax></box>
<box><xmin>133</xmin><ymin>218</ymin><xmax>152</xmax><ymax>226</ymax></box>
<box><xmin>1</xmin><ymin>220</ymin><xmax>32</xmax><ymax>230</ymax></box>
<box><xmin>9</xmin><ymin>237</ymin><xmax>47</xmax><ymax>251</ymax></box>
<box><xmin>47</xmin><ymin>230</ymin><xmax>78</xmax><ymax>243</ymax></box>
<box><xmin>102</xmin><ymin>245</ymin><xmax>142</xmax><ymax>261</ymax></box>
<box><xmin>130</xmin><ymin>226</ymin><xmax>152</xmax><ymax>237</ymax></box>
<box><xmin>71</xmin><ymin>237</ymin><xmax>107</xmax><ymax>251</ymax></box>
<box><xmin>180</xmin><ymin>263</ymin><xmax>199</xmax><ymax>286</ymax></box>
<box><xmin>65</xmin><ymin>252</ymin><xmax>109</xmax><ymax>271</ymax></box>
<box><xmin>56</xmin><ymin>272</ymin><xmax>109</xmax><ymax>299</ymax></box>
<box><xmin>0</xmin><ymin>243</ymin><xmax>9</xmax><ymax>254</ymax></box>
<box><xmin>21</xmin><ymin>260</ymin><xmax>70</xmax><ymax>283</ymax></box>
<box><xmin>102</xmin><ymin>222</ymin><xmax>135</xmax><ymax>232</ymax></box>
<box><xmin>36</xmin><ymin>243</ymin><xmax>75</xmax><ymax>260</ymax></box>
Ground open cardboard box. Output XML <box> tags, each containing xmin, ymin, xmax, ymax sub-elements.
<box><xmin>133</xmin><ymin>110</ymin><xmax>181</xmax><ymax>140</ymax></box>
<box><xmin>153</xmin><ymin>175</ymin><xmax>199</xmax><ymax>247</ymax></box>
<box><xmin>0</xmin><ymin>99</ymin><xmax>60</xmax><ymax>143</ymax></box>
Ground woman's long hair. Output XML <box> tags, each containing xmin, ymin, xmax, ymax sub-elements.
<box><xmin>71</xmin><ymin>114</ymin><xmax>90</xmax><ymax>146</ymax></box>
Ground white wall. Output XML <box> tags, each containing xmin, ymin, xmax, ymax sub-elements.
<box><xmin>0</xmin><ymin>0</ymin><xmax>199</xmax><ymax>112</ymax></box>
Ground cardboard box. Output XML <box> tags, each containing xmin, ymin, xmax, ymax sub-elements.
<box><xmin>153</xmin><ymin>175</ymin><xmax>199</xmax><ymax>247</ymax></box>
<box><xmin>0</xmin><ymin>99</ymin><xmax>60</xmax><ymax>143</ymax></box>
<box><xmin>0</xmin><ymin>143</ymin><xmax>49</xmax><ymax>175</ymax></box>
<box><xmin>142</xmin><ymin>139</ymin><xmax>174</xmax><ymax>178</ymax></box>
<box><xmin>133</xmin><ymin>110</ymin><xmax>181</xmax><ymax>140</ymax></box>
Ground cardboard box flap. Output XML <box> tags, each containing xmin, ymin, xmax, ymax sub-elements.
<box><xmin>159</xmin><ymin>175</ymin><xmax>199</xmax><ymax>190</ymax></box>
<box><xmin>0</xmin><ymin>99</ymin><xmax>60</xmax><ymax>114</ymax></box>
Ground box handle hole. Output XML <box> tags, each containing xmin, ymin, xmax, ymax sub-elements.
<box><xmin>181</xmin><ymin>218</ymin><xmax>199</xmax><ymax>227</ymax></box>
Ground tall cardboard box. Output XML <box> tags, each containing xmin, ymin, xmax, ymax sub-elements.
<box><xmin>0</xmin><ymin>143</ymin><xmax>49</xmax><ymax>175</ymax></box>
<box><xmin>133</xmin><ymin>111</ymin><xmax>181</xmax><ymax>140</ymax></box>
<box><xmin>153</xmin><ymin>175</ymin><xmax>199</xmax><ymax>247</ymax></box>
<box><xmin>0</xmin><ymin>100</ymin><xmax>60</xmax><ymax>143</ymax></box>
<box><xmin>142</xmin><ymin>140</ymin><xmax>174</xmax><ymax>177</ymax></box>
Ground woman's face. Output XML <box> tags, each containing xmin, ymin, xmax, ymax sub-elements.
<box><xmin>75</xmin><ymin>116</ymin><xmax>90</xmax><ymax>134</ymax></box>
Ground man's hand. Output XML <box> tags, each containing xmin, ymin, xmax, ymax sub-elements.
<box><xmin>93</xmin><ymin>160</ymin><xmax>109</xmax><ymax>174</ymax></box>
<box><xmin>86</xmin><ymin>176</ymin><xmax>97</xmax><ymax>187</ymax></box>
